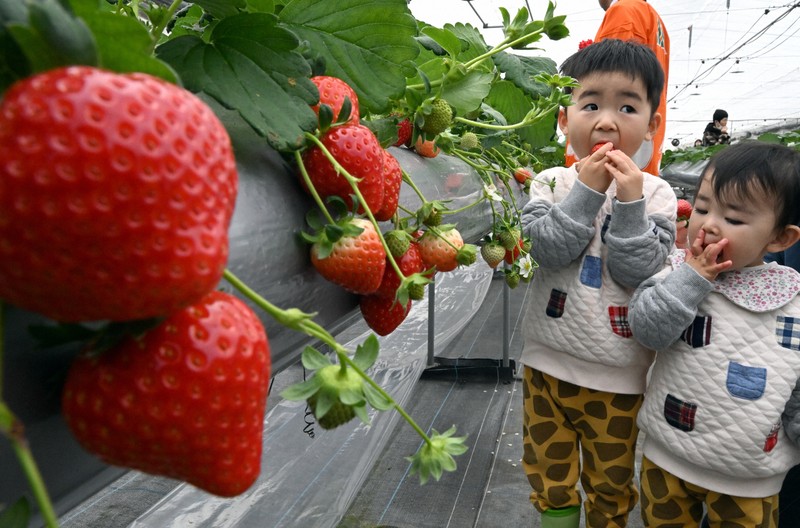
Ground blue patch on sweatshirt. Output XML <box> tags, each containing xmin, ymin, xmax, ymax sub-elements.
<box><xmin>580</xmin><ymin>255</ymin><xmax>602</xmax><ymax>288</ymax></box>
<box><xmin>726</xmin><ymin>362</ymin><xmax>766</xmax><ymax>400</ymax></box>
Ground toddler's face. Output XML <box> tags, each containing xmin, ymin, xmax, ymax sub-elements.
<box><xmin>558</xmin><ymin>71</ymin><xmax>659</xmax><ymax>159</ymax></box>
<box><xmin>688</xmin><ymin>172</ymin><xmax>781</xmax><ymax>270</ymax></box>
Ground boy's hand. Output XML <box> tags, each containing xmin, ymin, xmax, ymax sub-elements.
<box><xmin>604</xmin><ymin>149</ymin><xmax>643</xmax><ymax>202</ymax></box>
<box><xmin>576</xmin><ymin>142</ymin><xmax>614</xmax><ymax>193</ymax></box>
<box><xmin>685</xmin><ymin>229</ymin><xmax>733</xmax><ymax>281</ymax></box>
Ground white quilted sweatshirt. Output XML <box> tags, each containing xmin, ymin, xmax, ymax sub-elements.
<box><xmin>630</xmin><ymin>251</ymin><xmax>800</xmax><ymax>497</ymax></box>
<box><xmin>519</xmin><ymin>165</ymin><xmax>677</xmax><ymax>394</ymax></box>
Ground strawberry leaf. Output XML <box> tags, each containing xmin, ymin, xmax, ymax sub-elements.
<box><xmin>156</xmin><ymin>13</ymin><xmax>318</xmax><ymax>152</ymax></box>
<box><xmin>278</xmin><ymin>0</ymin><xmax>419</xmax><ymax>114</ymax></box>
<box><xmin>440</xmin><ymin>70</ymin><xmax>493</xmax><ymax>116</ymax></box>
<box><xmin>0</xmin><ymin>497</ymin><xmax>29</xmax><ymax>528</ymax></box>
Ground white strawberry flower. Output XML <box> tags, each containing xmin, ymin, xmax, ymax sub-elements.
<box><xmin>519</xmin><ymin>254</ymin><xmax>534</xmax><ymax>279</ymax></box>
<box><xmin>483</xmin><ymin>183</ymin><xmax>503</xmax><ymax>202</ymax></box>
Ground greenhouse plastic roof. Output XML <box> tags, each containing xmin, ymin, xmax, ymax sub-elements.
<box><xmin>409</xmin><ymin>0</ymin><xmax>800</xmax><ymax>147</ymax></box>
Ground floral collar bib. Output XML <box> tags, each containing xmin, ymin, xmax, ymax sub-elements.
<box><xmin>670</xmin><ymin>250</ymin><xmax>800</xmax><ymax>312</ymax></box>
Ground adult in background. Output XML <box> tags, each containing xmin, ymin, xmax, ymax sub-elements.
<box><xmin>702</xmin><ymin>109</ymin><xmax>731</xmax><ymax>146</ymax></box>
<box><xmin>564</xmin><ymin>0</ymin><xmax>670</xmax><ymax>176</ymax></box>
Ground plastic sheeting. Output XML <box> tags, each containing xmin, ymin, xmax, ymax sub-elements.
<box><xmin>131</xmin><ymin>265</ymin><xmax>494</xmax><ymax>528</ymax></box>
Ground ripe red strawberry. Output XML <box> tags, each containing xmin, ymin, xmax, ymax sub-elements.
<box><xmin>310</xmin><ymin>75</ymin><xmax>360</xmax><ymax>124</ymax></box>
<box><xmin>359</xmin><ymin>294</ymin><xmax>412</xmax><ymax>336</ymax></box>
<box><xmin>0</xmin><ymin>66</ymin><xmax>237</xmax><ymax>322</ymax></box>
<box><xmin>311</xmin><ymin>218</ymin><xmax>386</xmax><ymax>294</ymax></box>
<box><xmin>374</xmin><ymin>241</ymin><xmax>424</xmax><ymax>299</ymax></box>
<box><xmin>504</xmin><ymin>239</ymin><xmax>524</xmax><ymax>265</ymax></box>
<box><xmin>513</xmin><ymin>168</ymin><xmax>532</xmax><ymax>184</ymax></box>
<box><xmin>302</xmin><ymin>123</ymin><xmax>385</xmax><ymax>214</ymax></box>
<box><xmin>418</xmin><ymin>227</ymin><xmax>464</xmax><ymax>272</ymax></box>
<box><xmin>374</xmin><ymin>149</ymin><xmax>402</xmax><ymax>221</ymax></box>
<box><xmin>61</xmin><ymin>291</ymin><xmax>271</xmax><ymax>498</ymax></box>
<box><xmin>394</xmin><ymin>118</ymin><xmax>412</xmax><ymax>147</ymax></box>
<box><xmin>677</xmin><ymin>199</ymin><xmax>693</xmax><ymax>223</ymax></box>
<box><xmin>413</xmin><ymin>136</ymin><xmax>440</xmax><ymax>158</ymax></box>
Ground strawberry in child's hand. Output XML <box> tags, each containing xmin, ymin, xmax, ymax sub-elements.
<box><xmin>591</xmin><ymin>142</ymin><xmax>614</xmax><ymax>154</ymax></box>
<box><xmin>374</xmin><ymin>149</ymin><xmax>402</xmax><ymax>221</ymax></box>
<box><xmin>61</xmin><ymin>291</ymin><xmax>271</xmax><ymax>497</ymax></box>
<box><xmin>310</xmin><ymin>76</ymin><xmax>360</xmax><ymax>124</ymax></box>
<box><xmin>677</xmin><ymin>199</ymin><xmax>693</xmax><ymax>224</ymax></box>
<box><xmin>301</xmin><ymin>123</ymin><xmax>385</xmax><ymax>214</ymax></box>
<box><xmin>360</xmin><ymin>294</ymin><xmax>412</xmax><ymax>336</ymax></box>
<box><xmin>0</xmin><ymin>67</ymin><xmax>237</xmax><ymax>322</ymax></box>
<box><xmin>310</xmin><ymin>218</ymin><xmax>386</xmax><ymax>294</ymax></box>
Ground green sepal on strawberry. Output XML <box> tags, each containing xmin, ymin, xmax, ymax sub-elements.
<box><xmin>281</xmin><ymin>339</ymin><xmax>392</xmax><ymax>429</ymax></box>
<box><xmin>406</xmin><ymin>425</ymin><xmax>468</xmax><ymax>485</ymax></box>
<box><xmin>374</xmin><ymin>241</ymin><xmax>424</xmax><ymax>303</ymax></box>
<box><xmin>301</xmin><ymin>123</ymin><xmax>385</xmax><ymax>215</ymax></box>
<box><xmin>0</xmin><ymin>66</ymin><xmax>238</xmax><ymax>322</ymax></box>
<box><xmin>61</xmin><ymin>291</ymin><xmax>271</xmax><ymax>497</ymax></box>
<box><xmin>303</xmin><ymin>217</ymin><xmax>387</xmax><ymax>295</ymax></box>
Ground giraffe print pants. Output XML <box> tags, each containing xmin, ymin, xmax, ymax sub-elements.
<box><xmin>521</xmin><ymin>366</ymin><xmax>643</xmax><ymax>528</ymax></box>
<box><xmin>639</xmin><ymin>456</ymin><xmax>779</xmax><ymax>527</ymax></box>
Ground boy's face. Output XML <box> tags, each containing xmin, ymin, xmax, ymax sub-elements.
<box><xmin>558</xmin><ymin>71</ymin><xmax>660</xmax><ymax>160</ymax></box>
<box><xmin>688</xmin><ymin>172</ymin><xmax>784</xmax><ymax>270</ymax></box>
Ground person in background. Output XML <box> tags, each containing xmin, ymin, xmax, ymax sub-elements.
<box><xmin>520</xmin><ymin>38</ymin><xmax>676</xmax><ymax>528</ymax></box>
<box><xmin>565</xmin><ymin>0</ymin><xmax>670</xmax><ymax>176</ymax></box>
<box><xmin>628</xmin><ymin>141</ymin><xmax>800</xmax><ymax>527</ymax></box>
<box><xmin>702</xmin><ymin>109</ymin><xmax>731</xmax><ymax>146</ymax></box>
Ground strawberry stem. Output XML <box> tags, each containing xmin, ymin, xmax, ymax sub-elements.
<box><xmin>0</xmin><ymin>303</ymin><xmax>59</xmax><ymax>528</ymax></box>
<box><xmin>149</xmin><ymin>0</ymin><xmax>184</xmax><ymax>50</ymax></box>
<box><xmin>222</xmin><ymin>270</ymin><xmax>437</xmax><ymax>449</ymax></box>
<box><xmin>294</xmin><ymin>151</ymin><xmax>336</xmax><ymax>225</ymax></box>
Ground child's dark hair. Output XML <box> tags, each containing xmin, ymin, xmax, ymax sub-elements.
<box><xmin>700</xmin><ymin>141</ymin><xmax>800</xmax><ymax>227</ymax></box>
<box><xmin>560</xmin><ymin>38</ymin><xmax>664</xmax><ymax>114</ymax></box>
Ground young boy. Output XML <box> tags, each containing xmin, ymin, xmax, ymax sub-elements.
<box><xmin>628</xmin><ymin>142</ymin><xmax>800</xmax><ymax>527</ymax></box>
<box><xmin>519</xmin><ymin>38</ymin><xmax>677</xmax><ymax>528</ymax></box>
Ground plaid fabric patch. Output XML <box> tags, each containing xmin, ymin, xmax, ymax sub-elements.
<box><xmin>776</xmin><ymin>316</ymin><xmax>800</xmax><ymax>351</ymax></box>
<box><xmin>580</xmin><ymin>255</ymin><xmax>602</xmax><ymax>288</ymax></box>
<box><xmin>681</xmin><ymin>315</ymin><xmax>712</xmax><ymax>348</ymax></box>
<box><xmin>664</xmin><ymin>393</ymin><xmax>697</xmax><ymax>432</ymax></box>
<box><xmin>608</xmin><ymin>306</ymin><xmax>632</xmax><ymax>338</ymax></box>
<box><xmin>600</xmin><ymin>214</ymin><xmax>611</xmax><ymax>243</ymax></box>
<box><xmin>546</xmin><ymin>289</ymin><xmax>567</xmax><ymax>318</ymax></box>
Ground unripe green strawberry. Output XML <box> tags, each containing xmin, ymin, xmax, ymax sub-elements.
<box><xmin>306</xmin><ymin>364</ymin><xmax>363</xmax><ymax>429</ymax></box>
<box><xmin>522</xmin><ymin>238</ymin><xmax>532</xmax><ymax>253</ymax></box>
<box><xmin>460</xmin><ymin>132</ymin><xmax>479</xmax><ymax>150</ymax></box>
<box><xmin>408</xmin><ymin>282</ymin><xmax>426</xmax><ymax>301</ymax></box>
<box><xmin>505</xmin><ymin>271</ymin><xmax>520</xmax><ymax>289</ymax></box>
<box><xmin>421</xmin><ymin>99</ymin><xmax>452</xmax><ymax>136</ymax></box>
<box><xmin>307</xmin><ymin>393</ymin><xmax>356</xmax><ymax>430</ymax></box>
<box><xmin>385</xmin><ymin>230</ymin><xmax>411</xmax><ymax>258</ymax></box>
<box><xmin>481</xmin><ymin>242</ymin><xmax>506</xmax><ymax>269</ymax></box>
<box><xmin>498</xmin><ymin>229</ymin><xmax>521</xmax><ymax>250</ymax></box>
<box><xmin>423</xmin><ymin>208</ymin><xmax>442</xmax><ymax>227</ymax></box>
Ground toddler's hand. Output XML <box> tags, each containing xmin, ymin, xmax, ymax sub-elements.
<box><xmin>576</xmin><ymin>143</ymin><xmax>613</xmax><ymax>193</ymax></box>
<box><xmin>604</xmin><ymin>149</ymin><xmax>643</xmax><ymax>202</ymax></box>
<box><xmin>685</xmin><ymin>229</ymin><xmax>733</xmax><ymax>281</ymax></box>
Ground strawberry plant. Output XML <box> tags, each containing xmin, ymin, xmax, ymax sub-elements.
<box><xmin>0</xmin><ymin>0</ymin><xmax>577</xmax><ymax>524</ymax></box>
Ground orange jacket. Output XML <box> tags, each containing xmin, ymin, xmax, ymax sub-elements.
<box><xmin>565</xmin><ymin>0</ymin><xmax>670</xmax><ymax>176</ymax></box>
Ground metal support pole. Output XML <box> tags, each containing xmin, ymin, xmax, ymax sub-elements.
<box><xmin>502</xmin><ymin>267</ymin><xmax>510</xmax><ymax>368</ymax></box>
<box><xmin>427</xmin><ymin>276</ymin><xmax>436</xmax><ymax>367</ymax></box>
